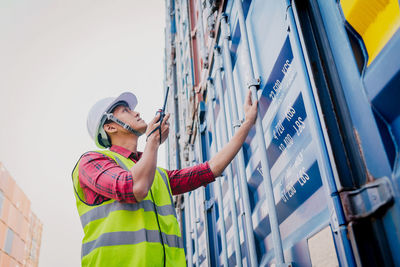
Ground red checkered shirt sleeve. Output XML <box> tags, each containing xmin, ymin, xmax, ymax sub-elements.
<box><xmin>167</xmin><ymin>162</ymin><xmax>215</xmax><ymax>195</ymax></box>
<box><xmin>78</xmin><ymin>152</ymin><xmax>137</xmax><ymax>204</ymax></box>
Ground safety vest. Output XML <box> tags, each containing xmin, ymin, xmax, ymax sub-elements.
<box><xmin>72</xmin><ymin>150</ymin><xmax>186</xmax><ymax>267</ymax></box>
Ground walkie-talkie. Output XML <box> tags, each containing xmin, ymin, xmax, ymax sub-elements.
<box><xmin>147</xmin><ymin>87</ymin><xmax>170</xmax><ymax>143</ymax></box>
<box><xmin>156</xmin><ymin>86</ymin><xmax>169</xmax><ymax>123</ymax></box>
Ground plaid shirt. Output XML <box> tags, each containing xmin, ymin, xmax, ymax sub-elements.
<box><xmin>78</xmin><ymin>145</ymin><xmax>215</xmax><ymax>204</ymax></box>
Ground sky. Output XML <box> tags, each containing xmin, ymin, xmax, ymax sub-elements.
<box><xmin>0</xmin><ymin>1</ymin><xmax>167</xmax><ymax>266</ymax></box>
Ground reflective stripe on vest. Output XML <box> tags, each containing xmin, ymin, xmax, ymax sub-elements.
<box><xmin>80</xmin><ymin>200</ymin><xmax>176</xmax><ymax>228</ymax></box>
<box><xmin>82</xmin><ymin>229</ymin><xmax>184</xmax><ymax>257</ymax></box>
<box><xmin>72</xmin><ymin>150</ymin><xmax>186</xmax><ymax>267</ymax></box>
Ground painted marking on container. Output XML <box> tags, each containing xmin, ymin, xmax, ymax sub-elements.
<box><xmin>267</xmin><ymin>93</ymin><xmax>308</xmax><ymax>168</ymax></box>
<box><xmin>253</xmin><ymin>160</ymin><xmax>322</xmax><ymax>239</ymax></box>
<box><xmin>243</xmin><ymin>36</ymin><xmax>296</xmax><ymax>166</ymax></box>
<box><xmin>259</xmin><ymin>36</ymin><xmax>294</xmax><ymax>117</ymax></box>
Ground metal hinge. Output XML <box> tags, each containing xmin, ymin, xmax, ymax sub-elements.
<box><xmin>340</xmin><ymin>177</ymin><xmax>394</xmax><ymax>222</ymax></box>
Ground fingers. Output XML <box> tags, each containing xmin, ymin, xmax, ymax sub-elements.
<box><xmin>150</xmin><ymin>113</ymin><xmax>161</xmax><ymax>124</ymax></box>
<box><xmin>161</xmin><ymin>114</ymin><xmax>170</xmax><ymax>135</ymax></box>
<box><xmin>159</xmin><ymin>113</ymin><xmax>170</xmax><ymax>144</ymax></box>
<box><xmin>160</xmin><ymin>125</ymin><xmax>170</xmax><ymax>144</ymax></box>
<box><xmin>162</xmin><ymin>113</ymin><xmax>171</xmax><ymax>126</ymax></box>
<box><xmin>145</xmin><ymin>120</ymin><xmax>161</xmax><ymax>136</ymax></box>
<box><xmin>146</xmin><ymin>112</ymin><xmax>171</xmax><ymax>144</ymax></box>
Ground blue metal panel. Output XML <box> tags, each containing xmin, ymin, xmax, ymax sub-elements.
<box><xmin>165</xmin><ymin>0</ymin><xmax>400</xmax><ymax>265</ymax></box>
<box><xmin>317</xmin><ymin>0</ymin><xmax>392</xmax><ymax>181</ymax></box>
<box><xmin>316</xmin><ymin>0</ymin><xmax>400</xmax><ymax>265</ymax></box>
<box><xmin>228</xmin><ymin>1</ymin><xmax>343</xmax><ymax>265</ymax></box>
<box><xmin>364</xmin><ymin>29</ymin><xmax>400</xmax><ymax>168</ymax></box>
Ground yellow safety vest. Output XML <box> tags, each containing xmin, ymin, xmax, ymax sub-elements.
<box><xmin>72</xmin><ymin>150</ymin><xmax>186</xmax><ymax>267</ymax></box>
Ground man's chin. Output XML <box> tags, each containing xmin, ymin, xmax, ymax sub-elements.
<box><xmin>139</xmin><ymin>125</ymin><xmax>148</xmax><ymax>135</ymax></box>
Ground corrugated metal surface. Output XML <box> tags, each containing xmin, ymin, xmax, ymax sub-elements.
<box><xmin>164</xmin><ymin>0</ymin><xmax>400</xmax><ymax>266</ymax></box>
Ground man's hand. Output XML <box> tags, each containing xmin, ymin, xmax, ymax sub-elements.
<box><xmin>131</xmin><ymin>113</ymin><xmax>170</xmax><ymax>201</ymax></box>
<box><xmin>146</xmin><ymin>113</ymin><xmax>170</xmax><ymax>145</ymax></box>
<box><xmin>243</xmin><ymin>90</ymin><xmax>258</xmax><ymax>126</ymax></box>
<box><xmin>159</xmin><ymin>113</ymin><xmax>170</xmax><ymax>144</ymax></box>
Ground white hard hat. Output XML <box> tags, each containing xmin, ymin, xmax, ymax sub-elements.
<box><xmin>87</xmin><ymin>92</ymin><xmax>138</xmax><ymax>148</ymax></box>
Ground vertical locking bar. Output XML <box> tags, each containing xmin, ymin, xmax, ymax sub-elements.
<box><xmin>196</xmin><ymin>0</ymin><xmax>208</xmax><ymax>68</ymax></box>
<box><xmin>224</xmin><ymin>2</ymin><xmax>286</xmax><ymax>264</ymax></box>
<box><xmin>214</xmin><ymin>41</ymin><xmax>258</xmax><ymax>266</ymax></box>
<box><xmin>184</xmin><ymin>193</ymin><xmax>194</xmax><ymax>267</ymax></box>
<box><xmin>211</xmin><ymin>52</ymin><xmax>243</xmax><ymax>266</ymax></box>
<box><xmin>192</xmin><ymin>192</ymin><xmax>200</xmax><ymax>267</ymax></box>
<box><xmin>207</xmin><ymin>78</ymin><xmax>232</xmax><ymax>267</ymax></box>
<box><xmin>189</xmin><ymin>145</ymin><xmax>201</xmax><ymax>267</ymax></box>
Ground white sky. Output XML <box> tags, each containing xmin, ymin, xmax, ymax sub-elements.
<box><xmin>0</xmin><ymin>1</ymin><xmax>166</xmax><ymax>266</ymax></box>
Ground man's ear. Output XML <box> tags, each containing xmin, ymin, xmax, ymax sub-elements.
<box><xmin>103</xmin><ymin>123</ymin><xmax>117</xmax><ymax>134</ymax></box>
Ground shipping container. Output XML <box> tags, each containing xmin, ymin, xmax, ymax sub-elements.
<box><xmin>164</xmin><ymin>0</ymin><xmax>400</xmax><ymax>266</ymax></box>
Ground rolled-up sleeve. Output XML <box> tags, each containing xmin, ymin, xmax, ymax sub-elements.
<box><xmin>167</xmin><ymin>162</ymin><xmax>215</xmax><ymax>195</ymax></box>
<box><xmin>79</xmin><ymin>152</ymin><xmax>137</xmax><ymax>204</ymax></box>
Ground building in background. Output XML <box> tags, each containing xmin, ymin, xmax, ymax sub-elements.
<box><xmin>0</xmin><ymin>162</ymin><xmax>43</xmax><ymax>267</ymax></box>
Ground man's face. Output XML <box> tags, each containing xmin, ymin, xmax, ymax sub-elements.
<box><xmin>112</xmin><ymin>105</ymin><xmax>147</xmax><ymax>134</ymax></box>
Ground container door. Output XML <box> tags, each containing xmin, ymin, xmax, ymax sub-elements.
<box><xmin>222</xmin><ymin>0</ymin><xmax>354</xmax><ymax>265</ymax></box>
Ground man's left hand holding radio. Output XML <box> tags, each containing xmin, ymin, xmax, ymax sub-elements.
<box><xmin>146</xmin><ymin>112</ymin><xmax>170</xmax><ymax>145</ymax></box>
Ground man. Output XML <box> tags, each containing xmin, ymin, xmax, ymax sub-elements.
<box><xmin>72</xmin><ymin>90</ymin><xmax>257</xmax><ymax>266</ymax></box>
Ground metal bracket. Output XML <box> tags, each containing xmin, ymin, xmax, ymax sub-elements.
<box><xmin>199</xmin><ymin>121</ymin><xmax>207</xmax><ymax>133</ymax></box>
<box><xmin>339</xmin><ymin>177</ymin><xmax>394</xmax><ymax>222</ymax></box>
<box><xmin>204</xmin><ymin>198</ymin><xmax>215</xmax><ymax>211</ymax></box>
<box><xmin>329</xmin><ymin>209</ymin><xmax>340</xmax><ymax>233</ymax></box>
<box><xmin>220</xmin><ymin>13</ymin><xmax>231</xmax><ymax>40</ymax></box>
<box><xmin>213</xmin><ymin>46</ymin><xmax>224</xmax><ymax>71</ymax></box>
<box><xmin>247</xmin><ymin>77</ymin><xmax>261</xmax><ymax>90</ymax></box>
<box><xmin>206</xmin><ymin>78</ymin><xmax>216</xmax><ymax>101</ymax></box>
<box><xmin>233</xmin><ymin>119</ymin><xmax>244</xmax><ymax>129</ymax></box>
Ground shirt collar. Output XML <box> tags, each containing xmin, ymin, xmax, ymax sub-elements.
<box><xmin>110</xmin><ymin>145</ymin><xmax>142</xmax><ymax>162</ymax></box>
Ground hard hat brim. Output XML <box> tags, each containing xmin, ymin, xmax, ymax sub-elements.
<box><xmin>106</xmin><ymin>92</ymin><xmax>138</xmax><ymax>113</ymax></box>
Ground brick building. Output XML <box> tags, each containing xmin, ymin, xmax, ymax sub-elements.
<box><xmin>0</xmin><ymin>162</ymin><xmax>42</xmax><ymax>267</ymax></box>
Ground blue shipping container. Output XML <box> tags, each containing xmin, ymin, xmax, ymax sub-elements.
<box><xmin>164</xmin><ymin>0</ymin><xmax>400</xmax><ymax>266</ymax></box>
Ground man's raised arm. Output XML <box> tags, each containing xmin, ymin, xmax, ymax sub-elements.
<box><xmin>208</xmin><ymin>90</ymin><xmax>258</xmax><ymax>177</ymax></box>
